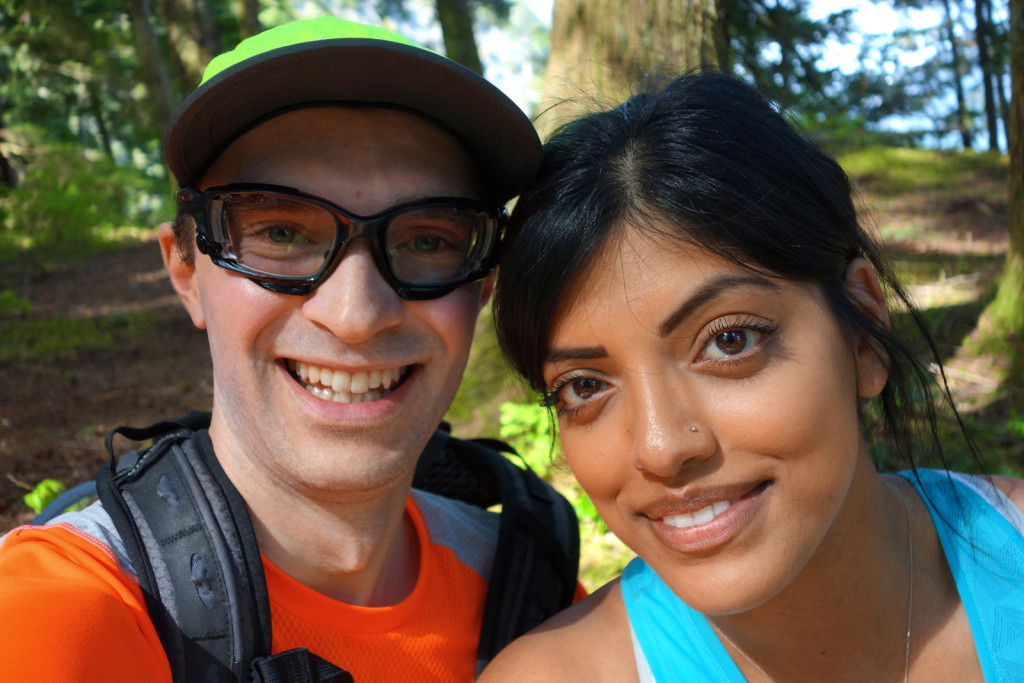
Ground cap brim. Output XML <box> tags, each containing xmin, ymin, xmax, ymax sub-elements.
<box><xmin>164</xmin><ymin>39</ymin><xmax>541</xmax><ymax>202</ymax></box>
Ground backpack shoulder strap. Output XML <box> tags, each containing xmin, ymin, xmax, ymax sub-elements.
<box><xmin>414</xmin><ymin>427</ymin><xmax>581</xmax><ymax>676</ymax></box>
<box><xmin>97</xmin><ymin>416</ymin><xmax>578</xmax><ymax>681</ymax></box>
<box><xmin>97</xmin><ymin>413</ymin><xmax>348</xmax><ymax>683</ymax></box>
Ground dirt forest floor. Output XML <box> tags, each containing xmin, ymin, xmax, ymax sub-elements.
<box><xmin>0</xmin><ymin>243</ymin><xmax>214</xmax><ymax>528</ymax></box>
<box><xmin>0</xmin><ymin>165</ymin><xmax>1018</xmax><ymax>531</ymax></box>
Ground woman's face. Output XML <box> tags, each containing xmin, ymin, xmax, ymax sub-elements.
<box><xmin>543</xmin><ymin>229</ymin><xmax>888</xmax><ymax>614</ymax></box>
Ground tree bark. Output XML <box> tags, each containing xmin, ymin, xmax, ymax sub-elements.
<box><xmin>973</xmin><ymin>0</ymin><xmax>1024</xmax><ymax>388</ymax></box>
<box><xmin>156</xmin><ymin>0</ymin><xmax>201</xmax><ymax>93</ymax></box>
<box><xmin>128</xmin><ymin>0</ymin><xmax>175</xmax><ymax>137</ymax></box>
<box><xmin>996</xmin><ymin>63</ymin><xmax>1010</xmax><ymax>141</ymax></box>
<box><xmin>237</xmin><ymin>0</ymin><xmax>262</xmax><ymax>39</ymax></box>
<box><xmin>435</xmin><ymin>0</ymin><xmax>484</xmax><ymax>75</ymax></box>
<box><xmin>975</xmin><ymin>0</ymin><xmax>999</xmax><ymax>151</ymax></box>
<box><xmin>0</xmin><ymin>107</ymin><xmax>18</xmax><ymax>189</ymax></box>
<box><xmin>942</xmin><ymin>0</ymin><xmax>973</xmax><ymax>150</ymax></box>
<box><xmin>193</xmin><ymin>0</ymin><xmax>223</xmax><ymax>61</ymax></box>
<box><xmin>539</xmin><ymin>0</ymin><xmax>722</xmax><ymax>136</ymax></box>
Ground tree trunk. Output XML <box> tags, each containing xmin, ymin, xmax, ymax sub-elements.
<box><xmin>193</xmin><ymin>0</ymin><xmax>223</xmax><ymax>61</ymax></box>
<box><xmin>975</xmin><ymin>0</ymin><xmax>999</xmax><ymax>151</ymax></box>
<box><xmin>539</xmin><ymin>0</ymin><xmax>722</xmax><ymax>136</ymax></box>
<box><xmin>942</xmin><ymin>0</ymin><xmax>973</xmax><ymax>150</ymax></box>
<box><xmin>715</xmin><ymin>0</ymin><xmax>731</xmax><ymax>73</ymax></box>
<box><xmin>996</xmin><ymin>63</ymin><xmax>1011</xmax><ymax>141</ymax></box>
<box><xmin>88</xmin><ymin>83</ymin><xmax>114</xmax><ymax>159</ymax></box>
<box><xmin>973</xmin><ymin>0</ymin><xmax>1024</xmax><ymax>389</ymax></box>
<box><xmin>156</xmin><ymin>0</ymin><xmax>195</xmax><ymax>93</ymax></box>
<box><xmin>128</xmin><ymin>0</ymin><xmax>175</xmax><ymax>137</ymax></box>
<box><xmin>237</xmin><ymin>0</ymin><xmax>262</xmax><ymax>39</ymax></box>
<box><xmin>0</xmin><ymin>107</ymin><xmax>18</xmax><ymax>189</ymax></box>
<box><xmin>435</xmin><ymin>0</ymin><xmax>484</xmax><ymax>75</ymax></box>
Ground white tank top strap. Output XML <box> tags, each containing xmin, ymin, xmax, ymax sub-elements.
<box><xmin>630</xmin><ymin>619</ymin><xmax>657</xmax><ymax>683</ymax></box>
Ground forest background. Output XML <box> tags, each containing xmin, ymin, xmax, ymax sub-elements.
<box><xmin>1</xmin><ymin>0</ymin><xmax>1022</xmax><ymax>588</ymax></box>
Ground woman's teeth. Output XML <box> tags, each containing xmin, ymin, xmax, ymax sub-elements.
<box><xmin>662</xmin><ymin>500</ymin><xmax>732</xmax><ymax>529</ymax></box>
<box><xmin>288</xmin><ymin>360</ymin><xmax>406</xmax><ymax>403</ymax></box>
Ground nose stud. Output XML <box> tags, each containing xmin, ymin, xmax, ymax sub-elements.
<box><xmin>689</xmin><ymin>426</ymin><xmax>698</xmax><ymax>433</ymax></box>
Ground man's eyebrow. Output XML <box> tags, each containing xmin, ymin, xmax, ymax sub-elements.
<box><xmin>658</xmin><ymin>274</ymin><xmax>781</xmax><ymax>337</ymax></box>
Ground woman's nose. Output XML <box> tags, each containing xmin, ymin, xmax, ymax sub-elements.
<box><xmin>628</xmin><ymin>387</ymin><xmax>714</xmax><ymax>478</ymax></box>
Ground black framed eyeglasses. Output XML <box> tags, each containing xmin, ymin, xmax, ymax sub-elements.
<box><xmin>176</xmin><ymin>184</ymin><xmax>506</xmax><ymax>300</ymax></box>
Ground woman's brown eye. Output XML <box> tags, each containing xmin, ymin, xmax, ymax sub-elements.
<box><xmin>572</xmin><ymin>378</ymin><xmax>602</xmax><ymax>399</ymax></box>
<box><xmin>715</xmin><ymin>330</ymin><xmax>750</xmax><ymax>355</ymax></box>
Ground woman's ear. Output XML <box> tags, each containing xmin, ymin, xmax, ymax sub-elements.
<box><xmin>158</xmin><ymin>221</ymin><xmax>206</xmax><ymax>330</ymax></box>
<box><xmin>845</xmin><ymin>257</ymin><xmax>889</xmax><ymax>399</ymax></box>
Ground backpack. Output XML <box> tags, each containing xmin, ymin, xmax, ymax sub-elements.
<box><xmin>87</xmin><ymin>411</ymin><xmax>579</xmax><ymax>682</ymax></box>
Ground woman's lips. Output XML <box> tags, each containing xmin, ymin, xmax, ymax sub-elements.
<box><xmin>646</xmin><ymin>481</ymin><xmax>771</xmax><ymax>553</ymax></box>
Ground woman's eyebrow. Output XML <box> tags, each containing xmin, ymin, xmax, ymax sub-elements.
<box><xmin>658</xmin><ymin>274</ymin><xmax>781</xmax><ymax>336</ymax></box>
<box><xmin>545</xmin><ymin>346</ymin><xmax>608</xmax><ymax>365</ymax></box>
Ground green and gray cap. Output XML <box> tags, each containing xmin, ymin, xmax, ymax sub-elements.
<box><xmin>164</xmin><ymin>17</ymin><xmax>541</xmax><ymax>202</ymax></box>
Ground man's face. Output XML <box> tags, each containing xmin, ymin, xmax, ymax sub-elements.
<box><xmin>163</xmin><ymin>107</ymin><xmax>490</xmax><ymax>500</ymax></box>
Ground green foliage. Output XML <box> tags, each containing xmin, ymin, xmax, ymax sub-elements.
<box><xmin>21</xmin><ymin>478</ymin><xmax>91</xmax><ymax>516</ymax></box>
<box><xmin>0</xmin><ymin>288</ymin><xmax>31</xmax><ymax>313</ymax></box>
<box><xmin>839</xmin><ymin>147</ymin><xmax>1009</xmax><ymax>197</ymax></box>
<box><xmin>498</xmin><ymin>400</ymin><xmax>556</xmax><ymax>477</ymax></box>
<box><xmin>0</xmin><ymin>131</ymin><xmax>165</xmax><ymax>262</ymax></box>
<box><xmin>22</xmin><ymin>478</ymin><xmax>64</xmax><ymax>515</ymax></box>
<box><xmin>0</xmin><ymin>311</ymin><xmax>154</xmax><ymax>362</ymax></box>
<box><xmin>498</xmin><ymin>400</ymin><xmax>608</xmax><ymax>535</ymax></box>
<box><xmin>498</xmin><ymin>400</ymin><xmax>628</xmax><ymax>588</ymax></box>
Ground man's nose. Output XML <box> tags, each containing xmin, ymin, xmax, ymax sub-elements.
<box><xmin>300</xmin><ymin>240</ymin><xmax>404</xmax><ymax>343</ymax></box>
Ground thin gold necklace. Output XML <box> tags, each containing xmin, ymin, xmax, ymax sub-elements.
<box><xmin>714</xmin><ymin>488</ymin><xmax>914</xmax><ymax>682</ymax></box>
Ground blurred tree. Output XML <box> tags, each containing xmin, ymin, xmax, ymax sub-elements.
<box><xmin>940</xmin><ymin>0</ymin><xmax>973</xmax><ymax>148</ymax></box>
<box><xmin>974</xmin><ymin>0</ymin><xmax>1022</xmax><ymax>386</ymax></box>
<box><xmin>975</xmin><ymin>0</ymin><xmax>1000</xmax><ymax>151</ymax></box>
<box><xmin>372</xmin><ymin>0</ymin><xmax>511</xmax><ymax>74</ymax></box>
<box><xmin>435</xmin><ymin>0</ymin><xmax>484</xmax><ymax>73</ymax></box>
<box><xmin>725</xmin><ymin>0</ymin><xmax>853</xmax><ymax>114</ymax></box>
<box><xmin>538</xmin><ymin>0</ymin><xmax>723</xmax><ymax>132</ymax></box>
<box><xmin>130</xmin><ymin>0</ymin><xmax>176</xmax><ymax>136</ymax></box>
<box><xmin>888</xmin><ymin>0</ymin><xmax>1015</xmax><ymax>151</ymax></box>
<box><xmin>238</xmin><ymin>0</ymin><xmax>263</xmax><ymax>38</ymax></box>
<box><xmin>0</xmin><ymin>107</ymin><xmax>17</xmax><ymax>188</ymax></box>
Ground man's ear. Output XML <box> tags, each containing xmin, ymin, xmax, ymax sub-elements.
<box><xmin>845</xmin><ymin>257</ymin><xmax>889</xmax><ymax>399</ymax></box>
<box><xmin>158</xmin><ymin>221</ymin><xmax>206</xmax><ymax>330</ymax></box>
<box><xmin>479</xmin><ymin>270</ymin><xmax>496</xmax><ymax>307</ymax></box>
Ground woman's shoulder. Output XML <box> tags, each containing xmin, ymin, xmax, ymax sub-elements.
<box><xmin>986</xmin><ymin>475</ymin><xmax>1024</xmax><ymax>513</ymax></box>
<box><xmin>479</xmin><ymin>579</ymin><xmax>638</xmax><ymax>682</ymax></box>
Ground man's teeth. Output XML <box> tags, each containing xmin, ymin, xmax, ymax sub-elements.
<box><xmin>288</xmin><ymin>360</ymin><xmax>405</xmax><ymax>403</ymax></box>
<box><xmin>662</xmin><ymin>500</ymin><xmax>732</xmax><ymax>529</ymax></box>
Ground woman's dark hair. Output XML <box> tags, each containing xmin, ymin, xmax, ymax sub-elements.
<box><xmin>493</xmin><ymin>71</ymin><xmax>974</xmax><ymax>473</ymax></box>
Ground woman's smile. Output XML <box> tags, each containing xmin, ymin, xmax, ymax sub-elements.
<box><xmin>642</xmin><ymin>482</ymin><xmax>773</xmax><ymax>554</ymax></box>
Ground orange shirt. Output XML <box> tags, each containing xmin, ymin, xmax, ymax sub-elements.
<box><xmin>0</xmin><ymin>494</ymin><xmax>496</xmax><ymax>682</ymax></box>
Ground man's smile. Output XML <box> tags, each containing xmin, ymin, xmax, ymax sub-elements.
<box><xmin>287</xmin><ymin>359</ymin><xmax>409</xmax><ymax>403</ymax></box>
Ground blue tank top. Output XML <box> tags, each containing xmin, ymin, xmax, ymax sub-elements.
<box><xmin>621</xmin><ymin>470</ymin><xmax>1024</xmax><ymax>682</ymax></box>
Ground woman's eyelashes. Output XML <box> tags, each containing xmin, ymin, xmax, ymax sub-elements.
<box><xmin>697</xmin><ymin>316</ymin><xmax>778</xmax><ymax>369</ymax></box>
<box><xmin>543</xmin><ymin>374</ymin><xmax>609</xmax><ymax>419</ymax></box>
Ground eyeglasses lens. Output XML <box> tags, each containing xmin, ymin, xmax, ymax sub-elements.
<box><xmin>216</xmin><ymin>194</ymin><xmax>335</xmax><ymax>277</ymax></box>
<box><xmin>211</xmin><ymin>192</ymin><xmax>491</xmax><ymax>286</ymax></box>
